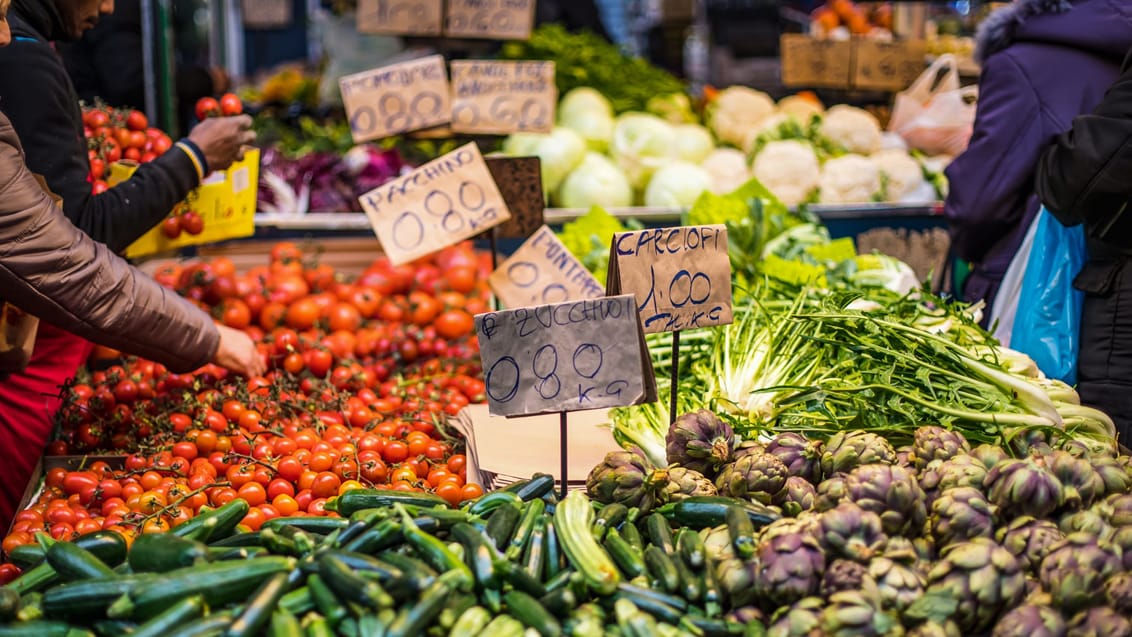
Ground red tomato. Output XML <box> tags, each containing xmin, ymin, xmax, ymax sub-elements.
<box><xmin>196</xmin><ymin>97</ymin><xmax>220</xmax><ymax>120</ymax></box>
<box><xmin>126</xmin><ymin>110</ymin><xmax>148</xmax><ymax>131</ymax></box>
<box><xmin>220</xmin><ymin>93</ymin><xmax>244</xmax><ymax>116</ymax></box>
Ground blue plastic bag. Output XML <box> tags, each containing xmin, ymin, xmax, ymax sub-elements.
<box><xmin>1010</xmin><ymin>208</ymin><xmax>1087</xmax><ymax>384</ymax></box>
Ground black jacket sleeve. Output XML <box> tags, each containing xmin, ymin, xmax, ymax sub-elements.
<box><xmin>0</xmin><ymin>37</ymin><xmax>200</xmax><ymax>254</ymax></box>
<box><xmin>1035</xmin><ymin>54</ymin><xmax>1132</xmax><ymax>235</ymax></box>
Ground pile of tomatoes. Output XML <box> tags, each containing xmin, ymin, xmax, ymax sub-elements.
<box><xmin>82</xmin><ymin>105</ymin><xmax>175</xmax><ymax>195</ymax></box>
<box><xmin>1</xmin><ymin>241</ymin><xmax>494</xmax><ymax>572</ymax></box>
<box><xmin>195</xmin><ymin>93</ymin><xmax>245</xmax><ymax>120</ymax></box>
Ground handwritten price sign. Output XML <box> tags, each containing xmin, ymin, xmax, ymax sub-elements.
<box><xmin>490</xmin><ymin>225</ymin><xmax>604</xmax><ymax>309</ymax></box>
<box><xmin>359</xmin><ymin>143</ymin><xmax>510</xmax><ymax>265</ymax></box>
<box><xmin>450</xmin><ymin>61</ymin><xmax>555</xmax><ymax>135</ymax></box>
<box><xmin>356</xmin><ymin>0</ymin><xmax>443</xmax><ymax>35</ymax></box>
<box><xmin>339</xmin><ymin>55</ymin><xmax>451</xmax><ymax>143</ymax></box>
<box><xmin>607</xmin><ymin>225</ymin><xmax>734</xmax><ymax>334</ymax></box>
<box><xmin>475</xmin><ymin>295</ymin><xmax>657</xmax><ymax>417</ymax></box>
<box><xmin>445</xmin><ymin>0</ymin><xmax>536</xmax><ymax>40</ymax></box>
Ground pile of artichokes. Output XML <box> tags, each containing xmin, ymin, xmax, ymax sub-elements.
<box><xmin>587</xmin><ymin>410</ymin><xmax>1132</xmax><ymax>636</ymax></box>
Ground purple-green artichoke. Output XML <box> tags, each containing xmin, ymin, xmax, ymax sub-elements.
<box><xmin>906</xmin><ymin>621</ymin><xmax>961</xmax><ymax>637</ymax></box>
<box><xmin>702</xmin><ymin>523</ymin><xmax>759</xmax><ymax>609</ymax></box>
<box><xmin>1066</xmin><ymin>607</ymin><xmax>1132</xmax><ymax>637</ymax></box>
<box><xmin>1042</xmin><ymin>451</ymin><xmax>1104</xmax><ymax>512</ymax></box>
<box><xmin>1089</xmin><ymin>457</ymin><xmax>1132</xmax><ymax>497</ymax></box>
<box><xmin>752</xmin><ymin>519</ymin><xmax>826</xmax><ymax>610</ymax></box>
<box><xmin>816</xmin><ymin>473</ymin><xmax>850</xmax><ymax>512</ymax></box>
<box><xmin>732</xmin><ymin>439</ymin><xmax>766</xmax><ymax>461</ymax></box>
<box><xmin>817</xmin><ymin>501</ymin><xmax>887</xmax><ymax>562</ymax></box>
<box><xmin>819</xmin><ymin>589</ymin><xmax>903</xmax><ymax>637</ymax></box>
<box><xmin>659</xmin><ymin>466</ymin><xmax>717</xmax><ymax>502</ymax></box>
<box><xmin>585</xmin><ymin>450</ymin><xmax>665</xmax><ymax>512</ymax></box>
<box><xmin>920</xmin><ymin>455</ymin><xmax>989</xmax><ymax>507</ymax></box>
<box><xmin>1100</xmin><ymin>493</ymin><xmax>1132</xmax><ymax>526</ymax></box>
<box><xmin>868</xmin><ymin>555</ymin><xmax>925</xmax><ymax>612</ymax></box>
<box><xmin>996</xmin><ymin>516</ymin><xmax>1065</xmax><ymax>576</ymax></box>
<box><xmin>765</xmin><ymin>432</ymin><xmax>823</xmax><ymax>483</ymax></box>
<box><xmin>1104</xmin><ymin>572</ymin><xmax>1132</xmax><ymax>615</ymax></box>
<box><xmin>821</xmin><ymin>559</ymin><xmax>873</xmax><ymax>597</ymax></box>
<box><xmin>990</xmin><ymin>604</ymin><xmax>1067</xmax><ymax>637</ymax></box>
<box><xmin>845</xmin><ymin>464</ymin><xmax>928</xmax><ymax>537</ymax></box>
<box><xmin>970</xmin><ymin>443</ymin><xmax>1009</xmax><ymax>471</ymax></box>
<box><xmin>716</xmin><ymin>452</ymin><xmax>788</xmax><ymax>505</ymax></box>
<box><xmin>1058</xmin><ymin>509</ymin><xmax>1114</xmax><ymax>540</ymax></box>
<box><xmin>766</xmin><ymin>597</ymin><xmax>823</xmax><ymax>637</ymax></box>
<box><xmin>1112</xmin><ymin>526</ymin><xmax>1132</xmax><ymax>571</ymax></box>
<box><xmin>774</xmin><ymin>476</ymin><xmax>818</xmax><ymax>517</ymax></box>
<box><xmin>912</xmin><ymin>426</ymin><xmax>971</xmax><ymax>472</ymax></box>
<box><xmin>985</xmin><ymin>458</ymin><xmax>1065</xmax><ymax>520</ymax></box>
<box><xmin>925</xmin><ymin>538</ymin><xmax>1026</xmax><ymax>633</ymax></box>
<box><xmin>666</xmin><ymin>409</ymin><xmax>734</xmax><ymax>476</ymax></box>
<box><xmin>820</xmin><ymin>431</ymin><xmax>897</xmax><ymax>478</ymax></box>
<box><xmin>929</xmin><ymin>486</ymin><xmax>996</xmax><ymax>548</ymax></box>
<box><xmin>1038</xmin><ymin>533</ymin><xmax>1122</xmax><ymax>615</ymax></box>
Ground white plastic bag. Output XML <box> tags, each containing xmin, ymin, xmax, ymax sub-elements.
<box><xmin>889</xmin><ymin>54</ymin><xmax>978</xmax><ymax>157</ymax></box>
<box><xmin>989</xmin><ymin>210</ymin><xmax>1041</xmax><ymax>346</ymax></box>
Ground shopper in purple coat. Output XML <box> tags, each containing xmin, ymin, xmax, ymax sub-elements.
<box><xmin>944</xmin><ymin>0</ymin><xmax>1132</xmax><ymax>313</ymax></box>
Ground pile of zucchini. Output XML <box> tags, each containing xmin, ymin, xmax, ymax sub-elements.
<box><xmin>0</xmin><ymin>473</ymin><xmax>777</xmax><ymax>637</ymax></box>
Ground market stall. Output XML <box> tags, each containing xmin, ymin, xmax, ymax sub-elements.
<box><xmin>3</xmin><ymin>1</ymin><xmax>1129</xmax><ymax>636</ymax></box>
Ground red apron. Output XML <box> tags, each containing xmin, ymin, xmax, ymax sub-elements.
<box><xmin>0</xmin><ymin>323</ymin><xmax>93</xmax><ymax>529</ymax></box>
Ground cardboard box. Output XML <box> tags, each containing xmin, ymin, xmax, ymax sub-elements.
<box><xmin>107</xmin><ymin>149</ymin><xmax>261</xmax><ymax>259</ymax></box>
<box><xmin>780</xmin><ymin>34</ymin><xmax>854</xmax><ymax>89</ymax></box>
<box><xmin>780</xmin><ymin>35</ymin><xmax>928</xmax><ymax>91</ymax></box>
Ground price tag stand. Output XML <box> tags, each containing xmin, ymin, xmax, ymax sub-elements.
<box><xmin>669</xmin><ymin>330</ymin><xmax>680</xmax><ymax>425</ymax></box>
<box><xmin>558</xmin><ymin>411</ymin><xmax>568</xmax><ymax>498</ymax></box>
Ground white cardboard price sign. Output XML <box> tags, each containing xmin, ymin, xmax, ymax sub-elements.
<box><xmin>359</xmin><ymin>143</ymin><xmax>510</xmax><ymax>265</ymax></box>
<box><xmin>607</xmin><ymin>225</ymin><xmax>734</xmax><ymax>334</ymax></box>
<box><xmin>356</xmin><ymin>0</ymin><xmax>443</xmax><ymax>35</ymax></box>
<box><xmin>339</xmin><ymin>55</ymin><xmax>451</xmax><ymax>143</ymax></box>
<box><xmin>450</xmin><ymin>61</ymin><xmax>556</xmax><ymax>135</ymax></box>
<box><xmin>242</xmin><ymin>0</ymin><xmax>292</xmax><ymax>28</ymax></box>
<box><xmin>445</xmin><ymin>0</ymin><xmax>536</xmax><ymax>40</ymax></box>
<box><xmin>475</xmin><ymin>295</ymin><xmax>657</xmax><ymax>417</ymax></box>
<box><xmin>489</xmin><ymin>225</ymin><xmax>604</xmax><ymax>309</ymax></box>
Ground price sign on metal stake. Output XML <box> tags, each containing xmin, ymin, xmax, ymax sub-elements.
<box><xmin>339</xmin><ymin>55</ymin><xmax>451</xmax><ymax>143</ymax></box>
<box><xmin>356</xmin><ymin>0</ymin><xmax>443</xmax><ymax>35</ymax></box>
<box><xmin>490</xmin><ymin>225</ymin><xmax>604</xmax><ymax>309</ymax></box>
<box><xmin>450</xmin><ymin>61</ymin><xmax>556</xmax><ymax>135</ymax></box>
<box><xmin>445</xmin><ymin>0</ymin><xmax>536</xmax><ymax>40</ymax></box>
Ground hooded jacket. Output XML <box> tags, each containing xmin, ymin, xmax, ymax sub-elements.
<box><xmin>0</xmin><ymin>110</ymin><xmax>219</xmax><ymax>374</ymax></box>
<box><xmin>0</xmin><ymin>0</ymin><xmax>208</xmax><ymax>254</ymax></box>
<box><xmin>943</xmin><ymin>0</ymin><xmax>1132</xmax><ymax>308</ymax></box>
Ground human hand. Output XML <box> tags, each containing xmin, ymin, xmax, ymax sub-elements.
<box><xmin>212</xmin><ymin>324</ymin><xmax>266</xmax><ymax>377</ymax></box>
<box><xmin>188</xmin><ymin>115</ymin><xmax>255</xmax><ymax>173</ymax></box>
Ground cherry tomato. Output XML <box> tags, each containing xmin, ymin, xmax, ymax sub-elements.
<box><xmin>195</xmin><ymin>97</ymin><xmax>220</xmax><ymax>120</ymax></box>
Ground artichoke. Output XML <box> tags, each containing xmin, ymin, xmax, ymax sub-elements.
<box><xmin>868</xmin><ymin>556</ymin><xmax>925</xmax><ymax>612</ymax></box>
<box><xmin>1043</xmin><ymin>451</ymin><xmax>1104</xmax><ymax>512</ymax></box>
<box><xmin>666</xmin><ymin>409</ymin><xmax>734</xmax><ymax>476</ymax></box>
<box><xmin>911</xmin><ymin>426</ymin><xmax>971</xmax><ymax>472</ymax></box>
<box><xmin>925</xmin><ymin>538</ymin><xmax>1026</xmax><ymax>633</ymax></box>
<box><xmin>906</xmin><ymin>622</ymin><xmax>961</xmax><ymax>637</ymax></box>
<box><xmin>845</xmin><ymin>464</ymin><xmax>928</xmax><ymax>537</ymax></box>
<box><xmin>1058</xmin><ymin>509</ymin><xmax>1114</xmax><ymax>540</ymax></box>
<box><xmin>586</xmin><ymin>450</ymin><xmax>665</xmax><ymax>512</ymax></box>
<box><xmin>767</xmin><ymin>597</ymin><xmax>823</xmax><ymax>637</ymax></box>
<box><xmin>1112</xmin><ymin>525</ymin><xmax>1132</xmax><ymax>571</ymax></box>
<box><xmin>1008</xmin><ymin>427</ymin><xmax>1053</xmax><ymax>457</ymax></box>
<box><xmin>929</xmin><ymin>487</ymin><xmax>996</xmax><ymax>548</ymax></box>
<box><xmin>821</xmin><ymin>558</ymin><xmax>873</xmax><ymax>597</ymax></box>
<box><xmin>1038</xmin><ymin>533</ymin><xmax>1121</xmax><ymax>615</ymax></box>
<box><xmin>985</xmin><ymin>458</ymin><xmax>1065</xmax><ymax>520</ymax></box>
<box><xmin>765</xmin><ymin>432</ymin><xmax>822</xmax><ymax>483</ymax></box>
<box><xmin>751</xmin><ymin>519</ymin><xmax>826</xmax><ymax>610</ymax></box>
<box><xmin>996</xmin><ymin>516</ymin><xmax>1065</xmax><ymax>576</ymax></box>
<box><xmin>732</xmin><ymin>439</ymin><xmax>767</xmax><ymax>461</ymax></box>
<box><xmin>970</xmin><ymin>443</ymin><xmax>1009</xmax><ymax>470</ymax></box>
<box><xmin>818</xmin><ymin>501</ymin><xmax>887</xmax><ymax>562</ymax></box>
<box><xmin>1066</xmin><ymin>607</ymin><xmax>1132</xmax><ymax>637</ymax></box>
<box><xmin>820</xmin><ymin>430</ymin><xmax>897</xmax><ymax>477</ymax></box>
<box><xmin>774</xmin><ymin>476</ymin><xmax>817</xmax><ymax>517</ymax></box>
<box><xmin>919</xmin><ymin>455</ymin><xmax>989</xmax><ymax>507</ymax></box>
<box><xmin>820</xmin><ymin>589</ymin><xmax>904</xmax><ymax>637</ymax></box>
<box><xmin>702</xmin><ymin>524</ymin><xmax>760</xmax><ymax>609</ymax></box>
<box><xmin>716</xmin><ymin>452</ymin><xmax>788</xmax><ymax>505</ymax></box>
<box><xmin>1104</xmin><ymin>572</ymin><xmax>1132</xmax><ymax>615</ymax></box>
<box><xmin>990</xmin><ymin>604</ymin><xmax>1068</xmax><ymax>637</ymax></box>
<box><xmin>1089</xmin><ymin>457</ymin><xmax>1132</xmax><ymax>497</ymax></box>
<box><xmin>659</xmin><ymin>466</ymin><xmax>717</xmax><ymax>502</ymax></box>
<box><xmin>896</xmin><ymin>446</ymin><xmax>915</xmax><ymax>470</ymax></box>
<box><xmin>816</xmin><ymin>473</ymin><xmax>850</xmax><ymax>512</ymax></box>
<box><xmin>1100</xmin><ymin>493</ymin><xmax>1132</xmax><ymax>527</ymax></box>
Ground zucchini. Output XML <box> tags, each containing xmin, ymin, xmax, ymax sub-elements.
<box><xmin>645</xmin><ymin>514</ymin><xmax>676</xmax><ymax>554</ymax></box>
<box><xmin>494</xmin><ymin>559</ymin><xmax>547</xmax><ymax>598</ymax></box>
<box><xmin>263</xmin><ymin>517</ymin><xmax>348</xmax><ymax>535</ymax></box>
<box><xmin>592</xmin><ymin>504</ymin><xmax>628</xmax><ymax>542</ymax></box>
<box><xmin>318</xmin><ymin>554</ymin><xmax>393</xmax><ymax>609</ymax></box>
<box><xmin>520</xmin><ymin>516</ymin><xmax>547</xmax><ymax>581</ymax></box>
<box><xmin>342</xmin><ymin>519</ymin><xmax>402</xmax><ymax>555</ymax></box>
<box><xmin>0</xmin><ymin>586</ymin><xmax>19</xmax><ymax>621</ymax></box>
<box><xmin>164</xmin><ymin>610</ymin><xmax>234</xmax><ymax>637</ymax></box>
<box><xmin>603</xmin><ymin>528</ymin><xmax>645</xmax><ymax>579</ymax></box>
<box><xmin>552</xmin><ymin>491</ymin><xmax>620</xmax><ymax>596</ymax></box>
<box><xmin>478</xmin><ymin>615</ymin><xmax>525</xmax><ymax>637</ymax></box>
<box><xmin>269</xmin><ymin>610</ymin><xmax>304</xmax><ymax>637</ymax></box>
<box><xmin>450</xmin><ymin>523</ymin><xmax>500</xmax><ymax>590</ymax></box>
<box><xmin>438</xmin><ymin>593</ymin><xmax>477</xmax><ymax>630</ymax></box>
<box><xmin>42</xmin><ymin>575</ymin><xmax>152</xmax><ymax>619</ymax></box>
<box><xmin>467</xmin><ymin>491</ymin><xmax>523</xmax><ymax>517</ymax></box>
<box><xmin>306</xmin><ymin>575</ymin><xmax>349</xmax><ymax>630</ymax></box>
<box><xmin>128</xmin><ymin>533</ymin><xmax>208</xmax><ymax>573</ymax></box>
<box><xmin>328</xmin><ymin>489</ymin><xmax>448</xmax><ymax>516</ymax></box>
<box><xmin>208</xmin><ymin>531</ymin><xmax>264</xmax><ymax>548</ymax></box>
<box><xmin>376</xmin><ymin>552</ymin><xmax>436</xmax><ymax>593</ymax></box>
<box><xmin>619</xmin><ymin>523</ymin><xmax>644</xmax><ymax>553</ymax></box>
<box><xmin>279</xmin><ymin>587</ymin><xmax>315</xmax><ymax>617</ymax></box>
<box><xmin>542</xmin><ymin>520</ymin><xmax>562</xmax><ymax>581</ymax></box>
<box><xmin>614</xmin><ymin>585</ymin><xmax>685</xmax><ymax>625</ymax></box>
<box><xmin>682</xmin><ymin>616</ymin><xmax>747</xmax><ymax>636</ymax></box>
<box><xmin>385</xmin><ymin>573</ymin><xmax>453</xmax><ymax>637</ymax></box>
<box><xmin>109</xmin><ymin>556</ymin><xmax>295</xmax><ymax>620</ymax></box>
<box><xmin>6</xmin><ymin>544</ymin><xmax>45</xmax><ymax>569</ymax></box>
<box><xmin>15</xmin><ymin>591</ymin><xmax>42</xmax><ymax>622</ymax></box>
<box><xmin>643</xmin><ymin>545</ymin><xmax>680</xmax><ymax>593</ymax></box>
<box><xmin>302</xmin><ymin>615</ymin><xmax>333</xmax><ymax>637</ymax></box>
<box><xmin>0</xmin><ymin>620</ymin><xmax>92</xmax><ymax>637</ymax></box>
<box><xmin>45</xmin><ymin>542</ymin><xmax>116</xmax><ymax>581</ymax></box>
<box><xmin>131</xmin><ymin>595</ymin><xmax>206</xmax><ymax>637</ymax></box>
<box><xmin>670</xmin><ymin>545</ymin><xmax>703</xmax><ymax>602</ymax></box>
<box><xmin>71</xmin><ymin>532</ymin><xmax>128</xmax><ymax>568</ymax></box>
<box><xmin>317</xmin><ymin>551</ymin><xmax>404</xmax><ymax>584</ymax></box>
<box><xmin>504</xmin><ymin>499</ymin><xmax>546</xmax><ymax>561</ymax></box>
<box><xmin>725</xmin><ymin>506</ymin><xmax>757</xmax><ymax>560</ymax></box>
<box><xmin>484</xmin><ymin>502</ymin><xmax>522</xmax><ymax>551</ymax></box>
<box><xmin>449</xmin><ymin>606</ymin><xmax>491</xmax><ymax>636</ymax></box>
<box><xmin>395</xmin><ymin>505</ymin><xmax>473</xmax><ymax>593</ymax></box>
<box><xmin>538</xmin><ymin>588</ymin><xmax>576</xmax><ymax>618</ymax></box>
<box><xmin>504</xmin><ymin>474</ymin><xmax>556</xmax><ymax>502</ymax></box>
<box><xmin>92</xmin><ymin>620</ymin><xmax>136</xmax><ymax>636</ymax></box>
<box><xmin>171</xmin><ymin>499</ymin><xmax>249</xmax><ymax>543</ymax></box>
<box><xmin>677</xmin><ymin>528</ymin><xmax>705</xmax><ymax>569</ymax></box>
<box><xmin>226</xmin><ymin>572</ymin><xmax>294</xmax><ymax>637</ymax></box>
<box><xmin>658</xmin><ymin>496</ymin><xmax>779</xmax><ymax>529</ymax></box>
<box><xmin>504</xmin><ymin>590</ymin><xmax>561</xmax><ymax>637</ymax></box>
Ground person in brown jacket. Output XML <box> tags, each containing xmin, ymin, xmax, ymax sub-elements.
<box><xmin>0</xmin><ymin>2</ymin><xmax>266</xmax><ymax>522</ymax></box>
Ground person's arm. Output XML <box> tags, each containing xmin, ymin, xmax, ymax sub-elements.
<box><xmin>943</xmin><ymin>54</ymin><xmax>1046</xmax><ymax>264</ymax></box>
<box><xmin>0</xmin><ymin>124</ymin><xmax>234</xmax><ymax>374</ymax></box>
<box><xmin>0</xmin><ymin>40</ymin><xmax>251</xmax><ymax>254</ymax></box>
<box><xmin>1035</xmin><ymin>57</ymin><xmax>1132</xmax><ymax>230</ymax></box>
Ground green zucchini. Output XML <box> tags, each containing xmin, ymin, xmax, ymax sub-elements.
<box><xmin>542</xmin><ymin>520</ymin><xmax>562</xmax><ymax>581</ymax></box>
<box><xmin>682</xmin><ymin>616</ymin><xmax>747</xmax><ymax>636</ymax></box>
<box><xmin>603</xmin><ymin>528</ymin><xmax>645</xmax><ymax>579</ymax></box>
<box><xmin>619</xmin><ymin>523</ymin><xmax>644</xmax><ymax>553</ymax></box>
<box><xmin>41</xmin><ymin>575</ymin><xmax>152</xmax><ymax>619</ymax></box>
<box><xmin>376</xmin><ymin>552</ymin><xmax>436</xmax><ymax>593</ymax></box>
<box><xmin>645</xmin><ymin>514</ymin><xmax>676</xmax><ymax>554</ymax></box>
<box><xmin>384</xmin><ymin>573</ymin><xmax>452</xmax><ymax>637</ymax></box>
<box><xmin>520</xmin><ymin>516</ymin><xmax>547</xmax><ymax>581</ymax></box>
<box><xmin>45</xmin><ymin>542</ymin><xmax>116</xmax><ymax>581</ymax></box>
<box><xmin>0</xmin><ymin>586</ymin><xmax>19</xmax><ymax>621</ymax></box>
<box><xmin>0</xmin><ymin>620</ymin><xmax>92</xmax><ymax>637</ymax></box>
<box><xmin>306</xmin><ymin>574</ymin><xmax>348</xmax><ymax>630</ymax></box>
<box><xmin>449</xmin><ymin>606</ymin><xmax>491</xmax><ymax>636</ymax></box>
<box><xmin>171</xmin><ymin>499</ymin><xmax>249</xmax><ymax>543</ymax></box>
<box><xmin>466</xmin><ymin>491</ymin><xmax>523</xmax><ymax>517</ymax></box>
<box><xmin>677</xmin><ymin>528</ymin><xmax>705</xmax><ymax>569</ymax></box>
<box><xmin>225</xmin><ymin>572</ymin><xmax>294</xmax><ymax>637</ymax></box>
<box><xmin>342</xmin><ymin>519</ymin><xmax>402</xmax><ymax>555</ymax></box>
<box><xmin>318</xmin><ymin>554</ymin><xmax>393</xmax><ymax>609</ymax></box>
<box><xmin>478</xmin><ymin>615</ymin><xmax>525</xmax><ymax>637</ymax></box>
<box><xmin>643</xmin><ymin>545</ymin><xmax>680</xmax><ymax>593</ymax></box>
<box><xmin>504</xmin><ymin>499</ymin><xmax>546</xmax><ymax>561</ymax></box>
<box><xmin>484</xmin><ymin>502</ymin><xmax>523</xmax><ymax>551</ymax></box>
<box><xmin>494</xmin><ymin>559</ymin><xmax>547</xmax><ymax>598</ymax></box>
<box><xmin>504</xmin><ymin>474</ymin><xmax>556</xmax><ymax>502</ymax></box>
<box><xmin>279</xmin><ymin>586</ymin><xmax>315</xmax><ymax>617</ymax></box>
<box><xmin>302</xmin><ymin>615</ymin><xmax>333</xmax><ymax>637</ymax></box>
<box><xmin>613</xmin><ymin>586</ymin><xmax>684</xmax><ymax>625</ymax></box>
<box><xmin>450</xmin><ymin>523</ymin><xmax>500</xmax><ymax>590</ymax></box>
<box><xmin>128</xmin><ymin>533</ymin><xmax>208</xmax><ymax>573</ymax></box>
<box><xmin>396</xmin><ymin>505</ymin><xmax>473</xmax><ymax>592</ymax></box>
<box><xmin>725</xmin><ymin>505</ymin><xmax>757</xmax><ymax>559</ymax></box>
<box><xmin>263</xmin><ymin>517</ymin><xmax>348</xmax><ymax>535</ymax></box>
<box><xmin>658</xmin><ymin>496</ymin><xmax>779</xmax><ymax>529</ymax></box>
<box><xmin>537</xmin><ymin>588</ymin><xmax>576</xmax><ymax>618</ymax></box>
<box><xmin>327</xmin><ymin>489</ymin><xmax>448</xmax><ymax>516</ymax></box>
<box><xmin>504</xmin><ymin>590</ymin><xmax>561</xmax><ymax>637</ymax></box>
<box><xmin>269</xmin><ymin>610</ymin><xmax>304</xmax><ymax>637</ymax></box>
<box><xmin>164</xmin><ymin>610</ymin><xmax>234</xmax><ymax>637</ymax></box>
<box><xmin>131</xmin><ymin>595</ymin><xmax>206</xmax><ymax>637</ymax></box>
<box><xmin>592</xmin><ymin>504</ymin><xmax>628</xmax><ymax>542</ymax></box>
<box><xmin>6</xmin><ymin>544</ymin><xmax>45</xmax><ymax>569</ymax></box>
<box><xmin>553</xmin><ymin>491</ymin><xmax>620</xmax><ymax>596</ymax></box>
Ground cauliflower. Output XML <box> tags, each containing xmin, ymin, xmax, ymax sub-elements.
<box><xmin>820</xmin><ymin>105</ymin><xmax>882</xmax><ymax>155</ymax></box>
<box><xmin>819</xmin><ymin>154</ymin><xmax>882</xmax><ymax>204</ymax></box>
<box><xmin>777</xmin><ymin>94</ymin><xmax>824</xmax><ymax>123</ymax></box>
<box><xmin>706</xmin><ymin>86</ymin><xmax>776</xmax><ymax>149</ymax></box>
<box><xmin>700</xmin><ymin>148</ymin><xmax>751</xmax><ymax>194</ymax></box>
<box><xmin>751</xmin><ymin>140</ymin><xmax>821</xmax><ymax>207</ymax></box>
<box><xmin>870</xmin><ymin>149</ymin><xmax>925</xmax><ymax>201</ymax></box>
<box><xmin>741</xmin><ymin>113</ymin><xmax>794</xmax><ymax>154</ymax></box>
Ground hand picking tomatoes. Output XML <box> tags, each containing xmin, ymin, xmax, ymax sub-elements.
<box><xmin>196</xmin><ymin>93</ymin><xmax>243</xmax><ymax>120</ymax></box>
<box><xmin>81</xmin><ymin>103</ymin><xmax>174</xmax><ymax>193</ymax></box>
